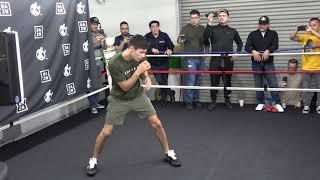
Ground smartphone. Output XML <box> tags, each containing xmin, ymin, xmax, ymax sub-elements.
<box><xmin>205</xmin><ymin>11</ymin><xmax>218</xmax><ymax>17</ymax></box>
<box><xmin>178</xmin><ymin>34</ymin><xmax>186</xmax><ymax>44</ymax></box>
<box><xmin>98</xmin><ymin>29</ymin><xmax>106</xmax><ymax>37</ymax></box>
<box><xmin>283</xmin><ymin>76</ymin><xmax>287</xmax><ymax>82</ymax></box>
<box><xmin>297</xmin><ymin>25</ymin><xmax>306</xmax><ymax>31</ymax></box>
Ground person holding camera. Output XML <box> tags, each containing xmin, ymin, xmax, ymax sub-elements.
<box><xmin>177</xmin><ymin>9</ymin><xmax>205</xmax><ymax>111</ymax></box>
<box><xmin>114</xmin><ymin>21</ymin><xmax>132</xmax><ymax>52</ymax></box>
<box><xmin>245</xmin><ymin>16</ymin><xmax>284</xmax><ymax>112</ymax></box>
<box><xmin>145</xmin><ymin>20</ymin><xmax>175</xmax><ymax>106</ymax></box>
<box><xmin>88</xmin><ymin>17</ymin><xmax>107</xmax><ymax>114</ymax></box>
<box><xmin>290</xmin><ymin>17</ymin><xmax>320</xmax><ymax>114</ymax></box>
<box><xmin>278</xmin><ymin>59</ymin><xmax>302</xmax><ymax>108</ymax></box>
<box><xmin>204</xmin><ymin>9</ymin><xmax>243</xmax><ymax>110</ymax></box>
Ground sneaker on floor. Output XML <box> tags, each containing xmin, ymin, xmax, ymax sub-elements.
<box><xmin>208</xmin><ymin>102</ymin><xmax>216</xmax><ymax>111</ymax></box>
<box><xmin>255</xmin><ymin>104</ymin><xmax>265</xmax><ymax>111</ymax></box>
<box><xmin>225</xmin><ymin>99</ymin><xmax>232</xmax><ymax>109</ymax></box>
<box><xmin>96</xmin><ymin>104</ymin><xmax>105</xmax><ymax>109</ymax></box>
<box><xmin>160</xmin><ymin>99</ymin><xmax>168</xmax><ymax>106</ymax></box>
<box><xmin>168</xmin><ymin>90</ymin><xmax>175</xmax><ymax>104</ymax></box>
<box><xmin>91</xmin><ymin>108</ymin><xmax>98</xmax><ymax>114</ymax></box>
<box><xmin>194</xmin><ymin>101</ymin><xmax>202</xmax><ymax>109</ymax></box>
<box><xmin>86</xmin><ymin>158</ymin><xmax>98</xmax><ymax>176</ymax></box>
<box><xmin>164</xmin><ymin>150</ymin><xmax>181</xmax><ymax>167</ymax></box>
<box><xmin>316</xmin><ymin>106</ymin><xmax>320</xmax><ymax>114</ymax></box>
<box><xmin>302</xmin><ymin>106</ymin><xmax>310</xmax><ymax>114</ymax></box>
<box><xmin>185</xmin><ymin>102</ymin><xmax>193</xmax><ymax>111</ymax></box>
<box><xmin>275</xmin><ymin>104</ymin><xmax>284</xmax><ymax>113</ymax></box>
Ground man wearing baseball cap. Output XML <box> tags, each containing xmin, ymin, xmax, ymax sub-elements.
<box><xmin>87</xmin><ymin>16</ymin><xmax>108</xmax><ymax>114</ymax></box>
<box><xmin>245</xmin><ymin>16</ymin><xmax>284</xmax><ymax>112</ymax></box>
<box><xmin>90</xmin><ymin>17</ymin><xmax>100</xmax><ymax>24</ymax></box>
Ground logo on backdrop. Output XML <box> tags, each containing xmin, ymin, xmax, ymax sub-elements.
<box><xmin>34</xmin><ymin>26</ymin><xmax>43</xmax><ymax>39</ymax></box>
<box><xmin>40</xmin><ymin>69</ymin><xmax>52</xmax><ymax>83</ymax></box>
<box><xmin>66</xmin><ymin>83</ymin><xmax>76</xmax><ymax>96</ymax></box>
<box><xmin>84</xmin><ymin>59</ymin><xmax>90</xmax><ymax>70</ymax></box>
<box><xmin>16</xmin><ymin>98</ymin><xmax>28</xmax><ymax>114</ymax></box>
<box><xmin>64</xmin><ymin>64</ymin><xmax>72</xmax><ymax>77</ymax></box>
<box><xmin>44</xmin><ymin>89</ymin><xmax>53</xmax><ymax>103</ymax></box>
<box><xmin>30</xmin><ymin>2</ymin><xmax>41</xmax><ymax>16</ymax></box>
<box><xmin>76</xmin><ymin>2</ymin><xmax>86</xmax><ymax>14</ymax></box>
<box><xmin>0</xmin><ymin>2</ymin><xmax>11</xmax><ymax>16</ymax></box>
<box><xmin>78</xmin><ymin>21</ymin><xmax>88</xmax><ymax>32</ymax></box>
<box><xmin>62</xmin><ymin>43</ymin><xmax>71</xmax><ymax>56</ymax></box>
<box><xmin>36</xmin><ymin>47</ymin><xmax>47</xmax><ymax>61</ymax></box>
<box><xmin>59</xmin><ymin>24</ymin><xmax>68</xmax><ymax>36</ymax></box>
<box><xmin>56</xmin><ymin>2</ymin><xmax>66</xmax><ymax>15</ymax></box>
<box><xmin>87</xmin><ymin>78</ymin><xmax>91</xmax><ymax>89</ymax></box>
<box><xmin>83</xmin><ymin>40</ymin><xmax>89</xmax><ymax>52</ymax></box>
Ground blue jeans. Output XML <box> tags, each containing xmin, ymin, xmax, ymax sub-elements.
<box><xmin>88</xmin><ymin>60</ymin><xmax>104</xmax><ymax>108</ymax></box>
<box><xmin>88</xmin><ymin>93</ymin><xmax>99</xmax><ymax>108</ymax></box>
<box><xmin>252</xmin><ymin>61</ymin><xmax>280</xmax><ymax>104</ymax></box>
<box><xmin>183</xmin><ymin>58</ymin><xmax>204</xmax><ymax>103</ymax></box>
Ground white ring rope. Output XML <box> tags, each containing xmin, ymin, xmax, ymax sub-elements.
<box><xmin>0</xmin><ymin>86</ymin><xmax>110</xmax><ymax>131</ymax></box>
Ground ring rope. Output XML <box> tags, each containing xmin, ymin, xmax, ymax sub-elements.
<box><xmin>154</xmin><ymin>45</ymin><xmax>320</xmax><ymax>56</ymax></box>
<box><xmin>149</xmin><ymin>70</ymin><xmax>320</xmax><ymax>74</ymax></box>
<box><xmin>142</xmin><ymin>84</ymin><xmax>320</xmax><ymax>92</ymax></box>
<box><xmin>146</xmin><ymin>52</ymin><xmax>320</xmax><ymax>58</ymax></box>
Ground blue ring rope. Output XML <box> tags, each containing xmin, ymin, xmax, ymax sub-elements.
<box><xmin>155</xmin><ymin>45</ymin><xmax>320</xmax><ymax>55</ymax></box>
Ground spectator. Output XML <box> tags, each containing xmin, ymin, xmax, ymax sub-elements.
<box><xmin>278</xmin><ymin>59</ymin><xmax>302</xmax><ymax>108</ymax></box>
<box><xmin>88</xmin><ymin>17</ymin><xmax>107</xmax><ymax>114</ymax></box>
<box><xmin>145</xmin><ymin>20</ymin><xmax>175</xmax><ymax>106</ymax></box>
<box><xmin>114</xmin><ymin>21</ymin><xmax>132</xmax><ymax>52</ymax></box>
<box><xmin>290</xmin><ymin>17</ymin><xmax>320</xmax><ymax>114</ymax></box>
<box><xmin>245</xmin><ymin>16</ymin><xmax>284</xmax><ymax>112</ymax></box>
<box><xmin>204</xmin><ymin>9</ymin><xmax>243</xmax><ymax>110</ymax></box>
<box><xmin>177</xmin><ymin>9</ymin><xmax>205</xmax><ymax>110</ymax></box>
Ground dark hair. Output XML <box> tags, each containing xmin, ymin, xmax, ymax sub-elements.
<box><xmin>309</xmin><ymin>17</ymin><xmax>320</xmax><ymax>23</ymax></box>
<box><xmin>190</xmin><ymin>9</ymin><xmax>200</xmax><ymax>16</ymax></box>
<box><xmin>288</xmin><ymin>58</ymin><xmax>298</xmax><ymax>66</ymax></box>
<box><xmin>129</xmin><ymin>34</ymin><xmax>148</xmax><ymax>49</ymax></box>
<box><xmin>120</xmin><ymin>21</ymin><xmax>128</xmax><ymax>27</ymax></box>
<box><xmin>149</xmin><ymin>20</ymin><xmax>160</xmax><ymax>28</ymax></box>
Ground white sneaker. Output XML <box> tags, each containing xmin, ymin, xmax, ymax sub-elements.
<box><xmin>302</xmin><ymin>106</ymin><xmax>310</xmax><ymax>114</ymax></box>
<box><xmin>86</xmin><ymin>158</ymin><xmax>98</xmax><ymax>176</ymax></box>
<box><xmin>96</xmin><ymin>104</ymin><xmax>105</xmax><ymax>109</ymax></box>
<box><xmin>255</xmin><ymin>104</ymin><xmax>265</xmax><ymax>111</ymax></box>
<box><xmin>275</xmin><ymin>104</ymin><xmax>284</xmax><ymax>112</ymax></box>
<box><xmin>88</xmin><ymin>158</ymin><xmax>97</xmax><ymax>168</ymax></box>
<box><xmin>316</xmin><ymin>106</ymin><xmax>320</xmax><ymax>114</ymax></box>
<box><xmin>91</xmin><ymin>108</ymin><xmax>98</xmax><ymax>114</ymax></box>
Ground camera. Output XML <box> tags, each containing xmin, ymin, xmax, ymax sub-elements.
<box><xmin>98</xmin><ymin>29</ymin><xmax>106</xmax><ymax>37</ymax></box>
<box><xmin>124</xmin><ymin>33</ymin><xmax>132</xmax><ymax>39</ymax></box>
<box><xmin>297</xmin><ymin>25</ymin><xmax>306</xmax><ymax>31</ymax></box>
<box><xmin>178</xmin><ymin>34</ymin><xmax>189</xmax><ymax>44</ymax></box>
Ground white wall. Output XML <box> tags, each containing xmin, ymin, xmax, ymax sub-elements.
<box><xmin>88</xmin><ymin>0</ymin><xmax>180</xmax><ymax>41</ymax></box>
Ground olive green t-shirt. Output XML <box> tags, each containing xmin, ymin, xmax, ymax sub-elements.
<box><xmin>179</xmin><ymin>23</ymin><xmax>205</xmax><ymax>52</ymax></box>
<box><xmin>108</xmin><ymin>52</ymin><xmax>144</xmax><ymax>100</ymax></box>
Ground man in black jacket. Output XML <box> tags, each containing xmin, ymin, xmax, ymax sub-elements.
<box><xmin>245</xmin><ymin>16</ymin><xmax>284</xmax><ymax>112</ymax></box>
<box><xmin>145</xmin><ymin>20</ymin><xmax>175</xmax><ymax>106</ymax></box>
<box><xmin>204</xmin><ymin>9</ymin><xmax>243</xmax><ymax>110</ymax></box>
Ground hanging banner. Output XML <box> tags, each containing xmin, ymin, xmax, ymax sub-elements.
<box><xmin>0</xmin><ymin>0</ymin><xmax>98</xmax><ymax>126</ymax></box>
